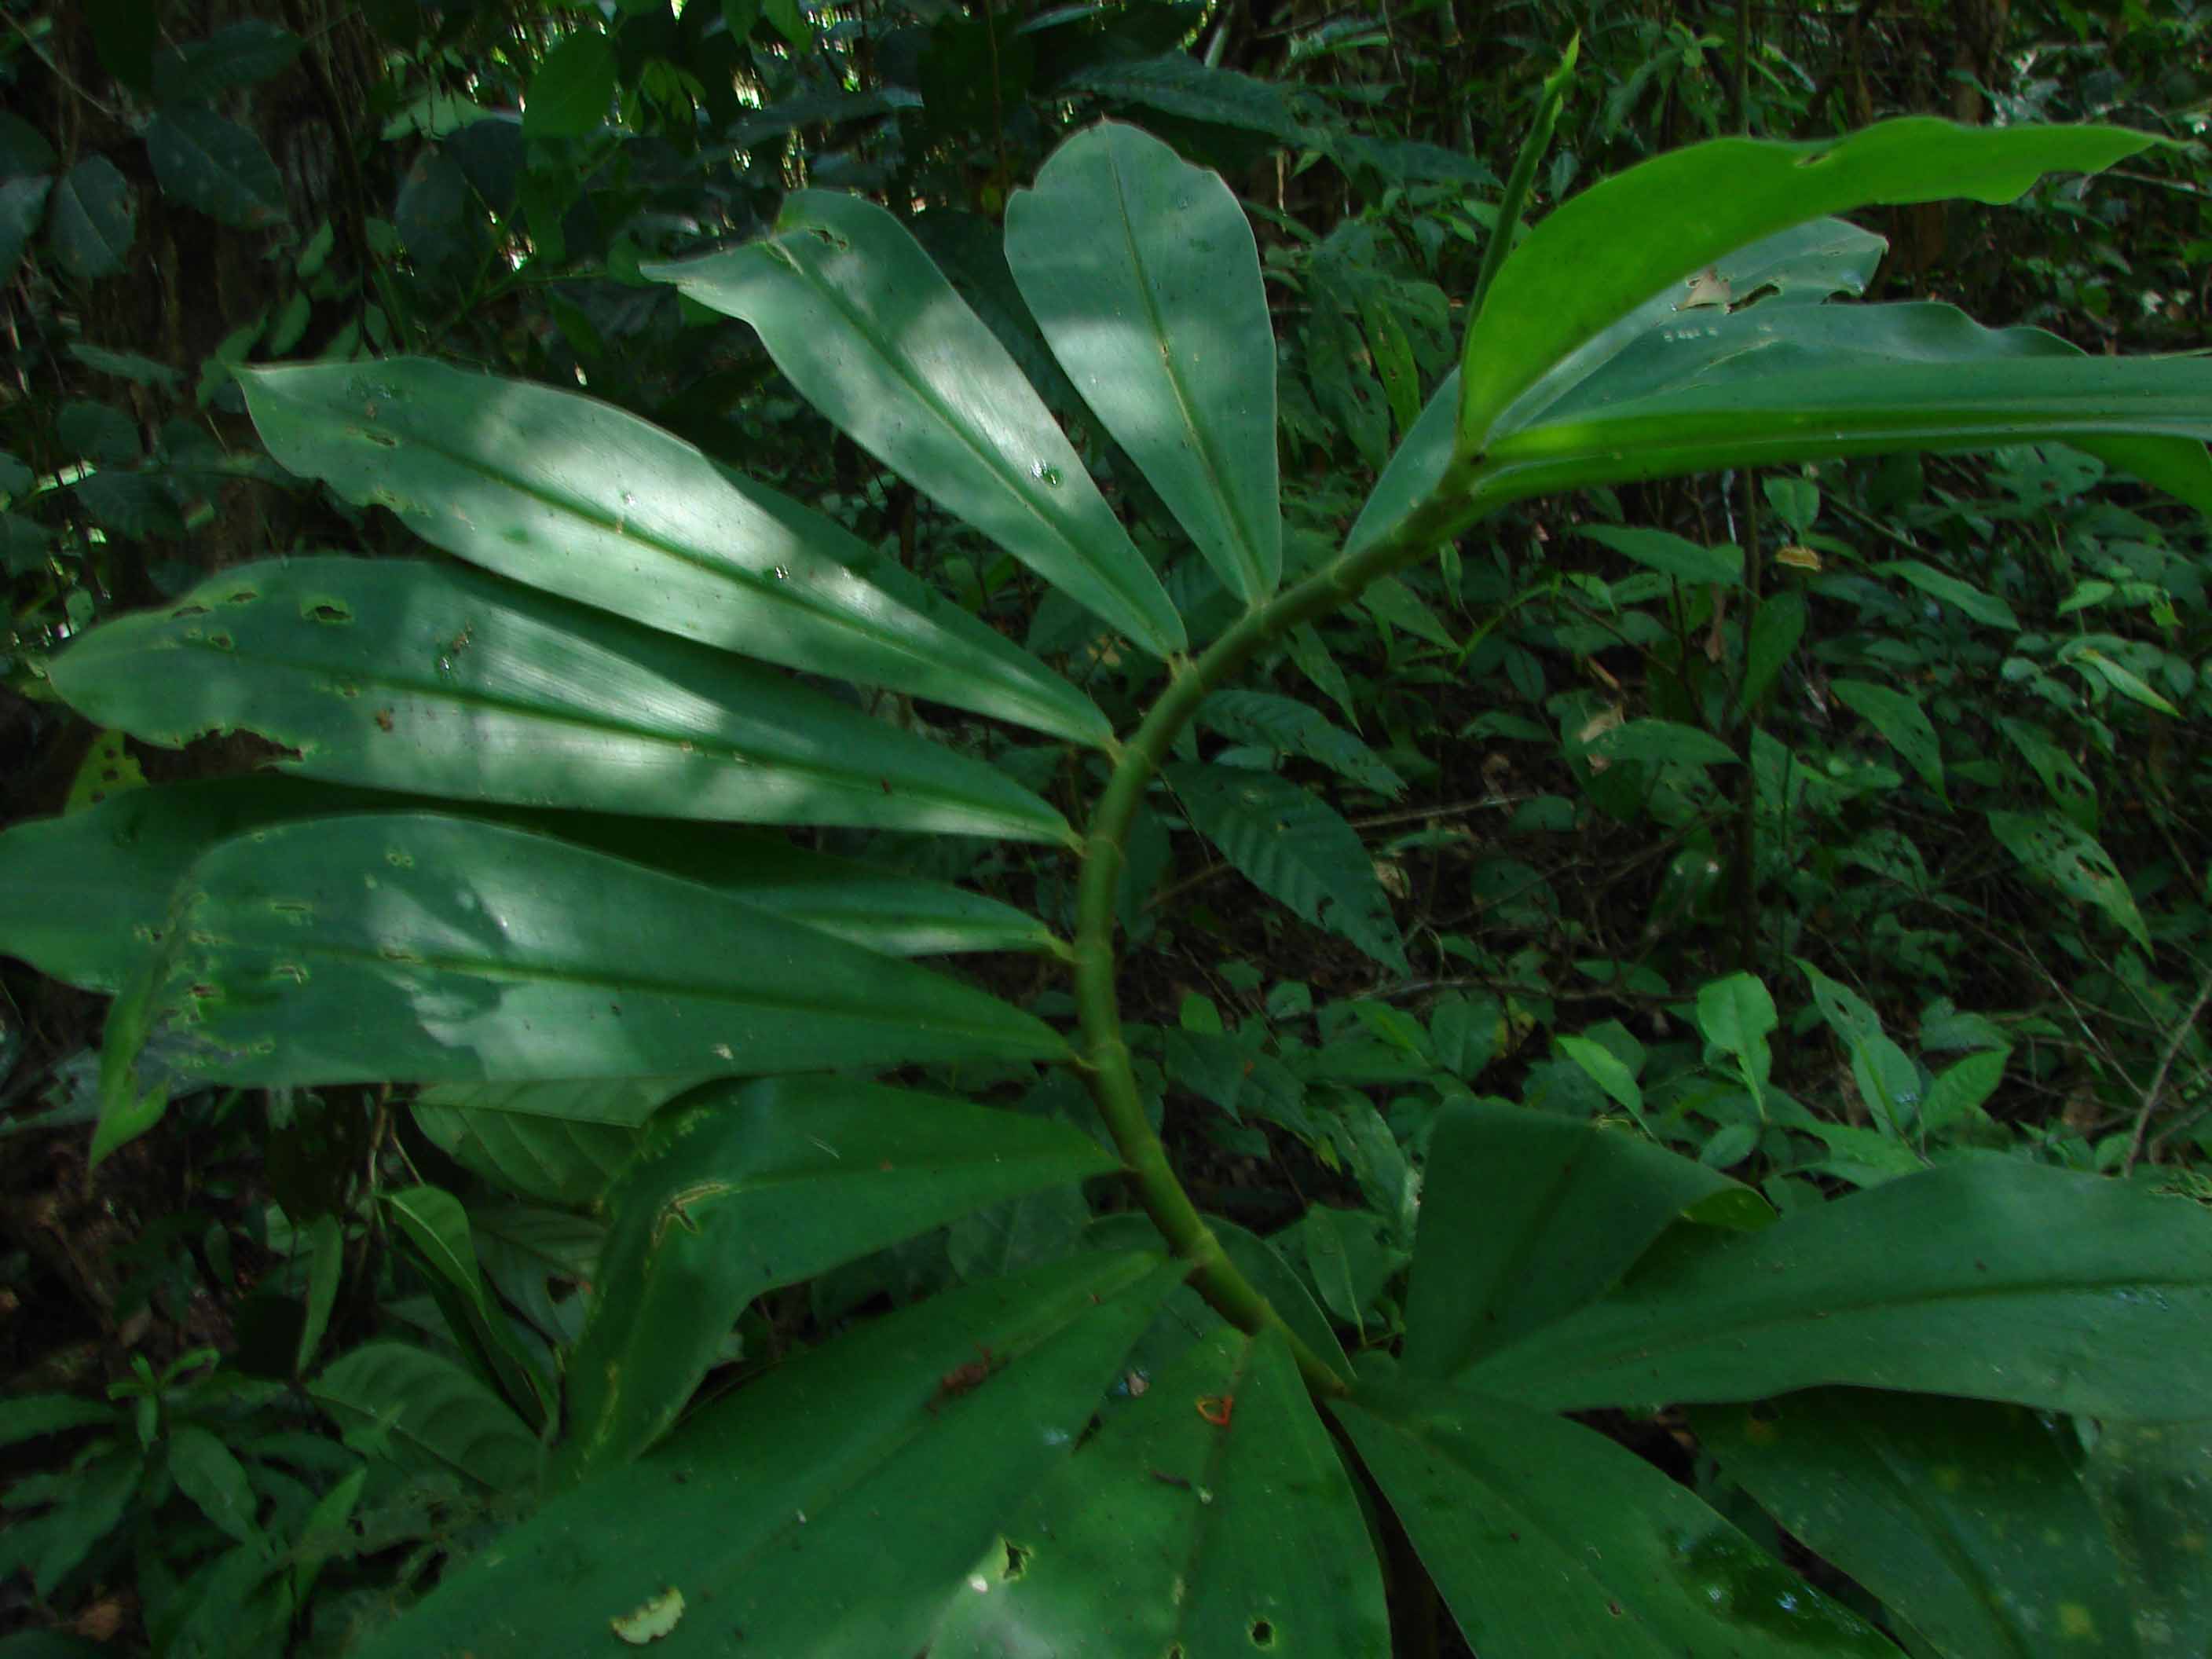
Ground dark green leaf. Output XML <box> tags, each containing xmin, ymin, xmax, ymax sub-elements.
<box><xmin>936</xmin><ymin>1325</ymin><xmax>1389</xmax><ymax>1656</ymax></box>
<box><xmin>1700</xmin><ymin>1390</ymin><xmax>2190</xmax><ymax>1659</ymax></box>
<box><xmin>1402</xmin><ymin>1099</ymin><xmax>1763</xmax><ymax>1378</ymax></box>
<box><xmin>145</xmin><ymin>109</ymin><xmax>287</xmax><ymax>229</ymax></box>
<box><xmin>523</xmin><ymin>31</ymin><xmax>617</xmax><ymax>138</ymax></box>
<box><xmin>240</xmin><ymin>361</ymin><xmax>1107</xmax><ymax>748</ymax></box>
<box><xmin>1197</xmin><ymin>690</ymin><xmax>1404</xmax><ymax>796</ymax></box>
<box><xmin>1068</xmin><ymin>54</ymin><xmax>1305</xmax><ymax>146</ymax></box>
<box><xmin>97</xmin><ymin>812</ymin><xmax>1071</xmax><ymax>1152</ymax></box>
<box><xmin>1740</xmin><ymin>590</ymin><xmax>1806</xmax><ymax>713</ymax></box>
<box><xmin>1589</xmin><ymin>720</ymin><xmax>1738</xmax><ymax>769</ymax></box>
<box><xmin>0</xmin><ymin>1394</ymin><xmax>113</xmax><ymax>1448</ymax></box>
<box><xmin>353</xmin><ymin>1252</ymin><xmax>1181</xmax><ymax>1657</ymax></box>
<box><xmin>1165</xmin><ymin>763</ymin><xmax>1407</xmax><ymax>972</ymax></box>
<box><xmin>44</xmin><ymin>157</ymin><xmax>135</xmax><ymax>284</ymax></box>
<box><xmin>1583</xmin><ymin>525</ymin><xmax>1741</xmax><ymax>585</ymax></box>
<box><xmin>413</xmin><ymin>1082</ymin><xmax>660</xmax><ymax>1208</ymax></box>
<box><xmin>167</xmin><ymin>1425</ymin><xmax>260</xmax><ymax>1544</ymax></box>
<box><xmin>1832</xmin><ymin>679</ymin><xmax>1945</xmax><ymax>800</ymax></box>
<box><xmin>152</xmin><ymin>21</ymin><xmax>305</xmax><ymax>101</ymax></box>
<box><xmin>1459</xmin><ymin>1160</ymin><xmax>2212</xmax><ymax>1419</ymax></box>
<box><xmin>51</xmin><ymin>557</ymin><xmax>1074</xmax><ymax>844</ymax></box>
<box><xmin>86</xmin><ymin>0</ymin><xmax>158</xmax><ymax>93</ymax></box>
<box><xmin>0</xmin><ymin>174</ymin><xmax>50</xmax><ymax>287</ymax></box>
<box><xmin>646</xmin><ymin>195</ymin><xmax>1185</xmax><ymax>657</ymax></box>
<box><xmin>1989</xmin><ymin>809</ymin><xmax>2149</xmax><ymax>950</ymax></box>
<box><xmin>1874</xmin><ymin>558</ymin><xmax>2019</xmax><ymax>630</ymax></box>
<box><xmin>1335</xmin><ymin>1373</ymin><xmax>1896</xmax><ymax>1658</ymax></box>
<box><xmin>555</xmin><ymin>1077</ymin><xmax>1119</xmax><ymax>1485</ymax></box>
<box><xmin>1007</xmin><ymin>121</ymin><xmax>1280</xmax><ymax>605</ymax></box>
<box><xmin>311</xmin><ymin>1342</ymin><xmax>540</xmax><ymax>1492</ymax></box>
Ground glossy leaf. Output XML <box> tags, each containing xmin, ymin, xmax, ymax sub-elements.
<box><xmin>934</xmin><ymin>1325</ymin><xmax>1388</xmax><ymax>1657</ymax></box>
<box><xmin>355</xmin><ymin>1251</ymin><xmax>1182</xmax><ymax>1657</ymax></box>
<box><xmin>1007</xmin><ymin>121</ymin><xmax>1281</xmax><ymax>605</ymax></box>
<box><xmin>1334</xmin><ymin>1373</ymin><xmax>1896</xmax><ymax>1658</ymax></box>
<box><xmin>310</xmin><ymin>1341</ymin><xmax>540</xmax><ymax>1493</ymax></box>
<box><xmin>239</xmin><ymin>361</ymin><xmax>1108</xmax><ymax>748</ymax></box>
<box><xmin>645</xmin><ymin>193</ymin><xmax>1185</xmax><ymax>656</ymax></box>
<box><xmin>144</xmin><ymin>108</ymin><xmax>287</xmax><ymax>229</ymax></box>
<box><xmin>555</xmin><ymin>1077</ymin><xmax>1120</xmax><ymax>1485</ymax></box>
<box><xmin>98</xmin><ymin>812</ymin><xmax>1071</xmax><ymax>1133</ymax></box>
<box><xmin>1989</xmin><ymin>809</ymin><xmax>2150</xmax><ymax>950</ymax></box>
<box><xmin>1699</xmin><ymin>1389</ymin><xmax>2192</xmax><ymax>1659</ymax></box>
<box><xmin>1832</xmin><ymin>679</ymin><xmax>1945</xmax><ymax>800</ymax></box>
<box><xmin>1401</xmin><ymin>1099</ymin><xmax>1764</xmax><ymax>1378</ymax></box>
<box><xmin>1460</xmin><ymin>118</ymin><xmax>2155</xmax><ymax>449</ymax></box>
<box><xmin>51</xmin><ymin>557</ymin><xmax>1073</xmax><ymax>844</ymax></box>
<box><xmin>1459</xmin><ymin>1159</ymin><xmax>2212</xmax><ymax>1419</ymax></box>
<box><xmin>1165</xmin><ymin>762</ymin><xmax>1407</xmax><ymax>972</ymax></box>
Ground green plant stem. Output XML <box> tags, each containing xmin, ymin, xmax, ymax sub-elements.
<box><xmin>1073</xmin><ymin>472</ymin><xmax>1489</xmax><ymax>1397</ymax></box>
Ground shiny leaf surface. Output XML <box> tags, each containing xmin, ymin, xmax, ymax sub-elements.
<box><xmin>53</xmin><ymin>557</ymin><xmax>1072</xmax><ymax>844</ymax></box>
<box><xmin>646</xmin><ymin>194</ymin><xmax>1185</xmax><ymax>656</ymax></box>
<box><xmin>239</xmin><ymin>361</ymin><xmax>1108</xmax><ymax>747</ymax></box>
<box><xmin>1007</xmin><ymin>120</ymin><xmax>1280</xmax><ymax>604</ymax></box>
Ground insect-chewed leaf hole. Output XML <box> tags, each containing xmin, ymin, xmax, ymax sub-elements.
<box><xmin>1001</xmin><ymin>1540</ymin><xmax>1031</xmax><ymax>1580</ymax></box>
<box><xmin>1248</xmin><ymin>1618</ymin><xmax>1276</xmax><ymax>1647</ymax></box>
<box><xmin>302</xmin><ymin>598</ymin><xmax>353</xmax><ymax>624</ymax></box>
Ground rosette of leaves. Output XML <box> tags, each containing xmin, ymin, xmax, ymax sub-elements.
<box><xmin>9</xmin><ymin>72</ymin><xmax>2212</xmax><ymax>1657</ymax></box>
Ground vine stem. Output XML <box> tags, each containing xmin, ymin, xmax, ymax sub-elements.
<box><xmin>1071</xmin><ymin>466</ymin><xmax>1497</xmax><ymax>1397</ymax></box>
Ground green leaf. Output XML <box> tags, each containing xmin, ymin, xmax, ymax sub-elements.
<box><xmin>1459</xmin><ymin>1159</ymin><xmax>2212</xmax><ymax>1419</ymax></box>
<box><xmin>1831</xmin><ymin>679</ymin><xmax>1945</xmax><ymax>800</ymax></box>
<box><xmin>1873</xmin><ymin>558</ymin><xmax>2019</xmax><ymax>630</ymax></box>
<box><xmin>152</xmin><ymin>21</ymin><xmax>305</xmax><ymax>101</ymax></box>
<box><xmin>1402</xmin><ymin>1099</ymin><xmax>1764</xmax><ymax>1378</ymax></box>
<box><xmin>523</xmin><ymin>31</ymin><xmax>617</xmax><ymax>138</ymax></box>
<box><xmin>1197</xmin><ymin>690</ymin><xmax>1404</xmax><ymax>797</ymax></box>
<box><xmin>385</xmin><ymin>1183</ymin><xmax>553</xmax><ymax>1426</ymax></box>
<box><xmin>1556</xmin><ymin>1034</ymin><xmax>1645</xmax><ymax>1124</ymax></box>
<box><xmin>167</xmin><ymin>1425</ymin><xmax>260</xmax><ymax>1544</ymax></box>
<box><xmin>0</xmin><ymin>174</ymin><xmax>51</xmax><ymax>287</ymax></box>
<box><xmin>413</xmin><ymin>1084</ymin><xmax>659</xmax><ymax>1208</ymax></box>
<box><xmin>1739</xmin><ymin>589</ymin><xmax>1805</xmax><ymax>713</ymax></box>
<box><xmin>554</xmin><ymin>1077</ymin><xmax>1119</xmax><ymax>1485</ymax></box>
<box><xmin>1360</xmin><ymin>573</ymin><xmax>1458</xmax><ymax>649</ymax></box>
<box><xmin>1699</xmin><ymin>1390</ymin><xmax>2194</xmax><ymax>1659</ymax></box>
<box><xmin>1582</xmin><ymin>524</ymin><xmax>1742</xmax><ymax>586</ymax></box>
<box><xmin>1989</xmin><ymin>809</ymin><xmax>2150</xmax><ymax>950</ymax></box>
<box><xmin>1334</xmin><ymin>1374</ymin><xmax>1896</xmax><ymax>1659</ymax></box>
<box><xmin>1007</xmin><ymin>121</ymin><xmax>1280</xmax><ymax>606</ymax></box>
<box><xmin>935</xmin><ymin>1324</ymin><xmax>1389</xmax><ymax>1656</ymax></box>
<box><xmin>51</xmin><ymin>556</ymin><xmax>1073</xmax><ymax>844</ymax></box>
<box><xmin>1848</xmin><ymin>1033</ymin><xmax>1921</xmax><ymax>1137</ymax></box>
<box><xmin>86</xmin><ymin>0</ymin><xmax>158</xmax><ymax>92</ymax></box>
<box><xmin>1066</xmin><ymin>54</ymin><xmax>1305</xmax><ymax>146</ymax></box>
<box><xmin>1211</xmin><ymin>1214</ymin><xmax>1351</xmax><ymax>1377</ymax></box>
<box><xmin>1794</xmin><ymin>958</ymin><xmax>1882</xmax><ymax>1046</ymax></box>
<box><xmin>296</xmin><ymin>1213</ymin><xmax>343</xmax><ymax>1374</ymax></box>
<box><xmin>98</xmin><ymin>812</ymin><xmax>1071</xmax><ymax>1141</ymax></box>
<box><xmin>646</xmin><ymin>195</ymin><xmax>1185</xmax><ymax>657</ymax></box>
<box><xmin>240</xmin><ymin>361</ymin><xmax>1108</xmax><ymax>748</ymax></box>
<box><xmin>144</xmin><ymin>109</ymin><xmax>287</xmax><ymax>229</ymax></box>
<box><xmin>44</xmin><ymin>156</ymin><xmax>135</xmax><ymax>284</ymax></box>
<box><xmin>1588</xmin><ymin>720</ymin><xmax>1738</xmax><ymax>769</ymax></box>
<box><xmin>0</xmin><ymin>1394</ymin><xmax>114</xmax><ymax>1448</ymax></box>
<box><xmin>2068</xmin><ymin>644</ymin><xmax>2183</xmax><ymax>716</ymax></box>
<box><xmin>353</xmin><ymin>1251</ymin><xmax>1181</xmax><ymax>1658</ymax></box>
<box><xmin>11</xmin><ymin>1450</ymin><xmax>143</xmax><ymax>1596</ymax></box>
<box><xmin>1459</xmin><ymin>117</ymin><xmax>2156</xmax><ymax>450</ymax></box>
<box><xmin>1164</xmin><ymin>762</ymin><xmax>1407</xmax><ymax>973</ymax></box>
<box><xmin>311</xmin><ymin>1342</ymin><xmax>540</xmax><ymax>1492</ymax></box>
<box><xmin>1919</xmin><ymin>1047</ymin><xmax>2008</xmax><ymax>1136</ymax></box>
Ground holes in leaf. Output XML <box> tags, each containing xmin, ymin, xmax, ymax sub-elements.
<box><xmin>1248</xmin><ymin>1618</ymin><xmax>1276</xmax><ymax>1647</ymax></box>
<box><xmin>171</xmin><ymin>602</ymin><xmax>211</xmax><ymax>619</ymax></box>
<box><xmin>1796</xmin><ymin>147</ymin><xmax>1836</xmax><ymax>167</ymax></box>
<box><xmin>223</xmin><ymin>588</ymin><xmax>258</xmax><ymax>605</ymax></box>
<box><xmin>355</xmin><ymin>427</ymin><xmax>401</xmax><ymax>448</ymax></box>
<box><xmin>302</xmin><ymin>598</ymin><xmax>353</xmax><ymax>624</ymax></box>
<box><xmin>1000</xmin><ymin>1540</ymin><xmax>1031</xmax><ymax>1581</ymax></box>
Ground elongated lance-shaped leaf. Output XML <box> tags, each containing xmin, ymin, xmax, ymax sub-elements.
<box><xmin>1006</xmin><ymin>121</ymin><xmax>1281</xmax><ymax>606</ymax></box>
<box><xmin>1698</xmin><ymin>1389</ymin><xmax>2203</xmax><ymax>1659</ymax></box>
<box><xmin>645</xmin><ymin>194</ymin><xmax>1186</xmax><ymax>657</ymax></box>
<box><xmin>97</xmin><ymin>812</ymin><xmax>1071</xmax><ymax>1156</ymax></box>
<box><xmin>1333</xmin><ymin>1372</ymin><xmax>1898</xmax><ymax>1659</ymax></box>
<box><xmin>1458</xmin><ymin>116</ymin><xmax>2158</xmax><ymax>453</ymax></box>
<box><xmin>1353</xmin><ymin>218</ymin><xmax>1885</xmax><ymax>559</ymax></box>
<box><xmin>1402</xmin><ymin>1100</ymin><xmax>1768</xmax><ymax>1379</ymax></box>
<box><xmin>49</xmin><ymin>558</ymin><xmax>1075</xmax><ymax>846</ymax></box>
<box><xmin>412</xmin><ymin>1083</ymin><xmax>654</xmax><ymax>1208</ymax></box>
<box><xmin>554</xmin><ymin>1077</ymin><xmax>1120</xmax><ymax>1488</ymax></box>
<box><xmin>238</xmin><ymin>360</ymin><xmax>1109</xmax><ymax>748</ymax></box>
<box><xmin>353</xmin><ymin>1251</ymin><xmax>1183</xmax><ymax>1659</ymax></box>
<box><xmin>934</xmin><ymin>1324</ymin><xmax>1390</xmax><ymax>1657</ymax></box>
<box><xmin>1459</xmin><ymin>1159</ymin><xmax>2212</xmax><ymax>1420</ymax></box>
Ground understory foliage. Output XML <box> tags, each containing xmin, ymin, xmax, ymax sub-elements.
<box><xmin>1</xmin><ymin>3</ymin><xmax>2210</xmax><ymax>1657</ymax></box>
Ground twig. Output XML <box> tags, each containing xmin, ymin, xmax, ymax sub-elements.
<box><xmin>2121</xmin><ymin>966</ymin><xmax>2212</xmax><ymax>1175</ymax></box>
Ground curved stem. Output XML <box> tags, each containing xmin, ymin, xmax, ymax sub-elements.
<box><xmin>1073</xmin><ymin>468</ymin><xmax>1492</xmax><ymax>1396</ymax></box>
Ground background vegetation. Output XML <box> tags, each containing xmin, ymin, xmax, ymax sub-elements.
<box><xmin>0</xmin><ymin>0</ymin><xmax>2207</xmax><ymax>1652</ymax></box>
